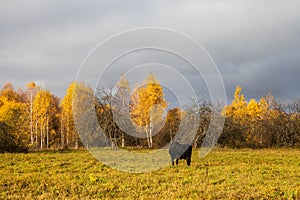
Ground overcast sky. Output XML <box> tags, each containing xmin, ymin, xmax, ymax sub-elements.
<box><xmin>1</xmin><ymin>0</ymin><xmax>299</xmax><ymax>104</ymax></box>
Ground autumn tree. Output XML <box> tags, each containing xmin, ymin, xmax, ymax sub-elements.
<box><xmin>0</xmin><ymin>83</ymin><xmax>29</xmax><ymax>152</ymax></box>
<box><xmin>221</xmin><ymin>85</ymin><xmax>300</xmax><ymax>148</ymax></box>
<box><xmin>221</xmin><ymin>86</ymin><xmax>248</xmax><ymax>147</ymax></box>
<box><xmin>0</xmin><ymin>82</ymin><xmax>22</xmax><ymax>102</ymax></box>
<box><xmin>166</xmin><ymin>108</ymin><xmax>181</xmax><ymax>141</ymax></box>
<box><xmin>25</xmin><ymin>82</ymin><xmax>39</xmax><ymax>145</ymax></box>
<box><xmin>244</xmin><ymin>98</ymin><xmax>269</xmax><ymax>146</ymax></box>
<box><xmin>0</xmin><ymin>99</ymin><xmax>28</xmax><ymax>152</ymax></box>
<box><xmin>130</xmin><ymin>73</ymin><xmax>168</xmax><ymax>148</ymax></box>
<box><xmin>223</xmin><ymin>86</ymin><xmax>247</xmax><ymax>121</ymax></box>
<box><xmin>61</xmin><ymin>82</ymin><xmax>94</xmax><ymax>149</ymax></box>
<box><xmin>110</xmin><ymin>75</ymin><xmax>131</xmax><ymax>147</ymax></box>
<box><xmin>33</xmin><ymin>89</ymin><xmax>59</xmax><ymax>149</ymax></box>
<box><xmin>94</xmin><ymin>89</ymin><xmax>115</xmax><ymax>148</ymax></box>
<box><xmin>95</xmin><ymin>77</ymin><xmax>141</xmax><ymax>148</ymax></box>
<box><xmin>0</xmin><ymin>122</ymin><xmax>14</xmax><ymax>153</ymax></box>
<box><xmin>72</xmin><ymin>82</ymin><xmax>97</xmax><ymax>149</ymax></box>
<box><xmin>61</xmin><ymin>82</ymin><xmax>77</xmax><ymax>149</ymax></box>
<box><xmin>186</xmin><ymin>98</ymin><xmax>215</xmax><ymax>148</ymax></box>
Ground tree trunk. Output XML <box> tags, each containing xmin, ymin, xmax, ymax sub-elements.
<box><xmin>149</xmin><ymin>124</ymin><xmax>153</xmax><ymax>148</ymax></box>
<box><xmin>75</xmin><ymin>132</ymin><xmax>78</xmax><ymax>149</ymax></box>
<box><xmin>40</xmin><ymin>121</ymin><xmax>43</xmax><ymax>150</ymax></box>
<box><xmin>30</xmin><ymin>93</ymin><xmax>33</xmax><ymax>145</ymax></box>
<box><xmin>146</xmin><ymin>125</ymin><xmax>150</xmax><ymax>148</ymax></box>
<box><xmin>121</xmin><ymin>133</ymin><xmax>125</xmax><ymax>147</ymax></box>
<box><xmin>35</xmin><ymin>121</ymin><xmax>38</xmax><ymax>148</ymax></box>
<box><xmin>109</xmin><ymin>135</ymin><xmax>114</xmax><ymax>149</ymax></box>
<box><xmin>61</xmin><ymin>116</ymin><xmax>64</xmax><ymax>149</ymax></box>
<box><xmin>66</xmin><ymin>116</ymin><xmax>69</xmax><ymax>148</ymax></box>
<box><xmin>46</xmin><ymin>117</ymin><xmax>49</xmax><ymax>149</ymax></box>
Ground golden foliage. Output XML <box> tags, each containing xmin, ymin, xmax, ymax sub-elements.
<box><xmin>130</xmin><ymin>73</ymin><xmax>168</xmax><ymax>127</ymax></box>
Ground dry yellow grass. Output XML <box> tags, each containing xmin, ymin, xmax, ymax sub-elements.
<box><xmin>0</xmin><ymin>148</ymin><xmax>299</xmax><ymax>199</ymax></box>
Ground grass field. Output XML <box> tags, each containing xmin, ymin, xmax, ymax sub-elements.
<box><xmin>0</xmin><ymin>148</ymin><xmax>299</xmax><ymax>199</ymax></box>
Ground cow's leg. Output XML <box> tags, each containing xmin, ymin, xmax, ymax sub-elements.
<box><xmin>187</xmin><ymin>156</ymin><xmax>191</xmax><ymax>166</ymax></box>
<box><xmin>171</xmin><ymin>157</ymin><xmax>175</xmax><ymax>166</ymax></box>
<box><xmin>176</xmin><ymin>159</ymin><xmax>179</xmax><ymax>165</ymax></box>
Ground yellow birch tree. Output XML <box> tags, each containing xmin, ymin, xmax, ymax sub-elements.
<box><xmin>33</xmin><ymin>89</ymin><xmax>58</xmax><ymax>149</ymax></box>
<box><xmin>130</xmin><ymin>73</ymin><xmax>168</xmax><ymax>148</ymax></box>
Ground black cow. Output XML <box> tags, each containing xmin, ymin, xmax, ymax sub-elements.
<box><xmin>169</xmin><ymin>142</ymin><xmax>192</xmax><ymax>166</ymax></box>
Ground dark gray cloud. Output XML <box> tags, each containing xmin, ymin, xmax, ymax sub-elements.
<box><xmin>1</xmin><ymin>0</ymin><xmax>299</xmax><ymax>103</ymax></box>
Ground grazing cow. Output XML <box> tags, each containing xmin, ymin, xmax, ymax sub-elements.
<box><xmin>169</xmin><ymin>141</ymin><xmax>192</xmax><ymax>166</ymax></box>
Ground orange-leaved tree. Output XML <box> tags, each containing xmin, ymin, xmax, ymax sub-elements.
<box><xmin>33</xmin><ymin>89</ymin><xmax>59</xmax><ymax>149</ymax></box>
<box><xmin>61</xmin><ymin>81</ymin><xmax>93</xmax><ymax>149</ymax></box>
<box><xmin>26</xmin><ymin>81</ymin><xmax>39</xmax><ymax>145</ymax></box>
<box><xmin>130</xmin><ymin>73</ymin><xmax>168</xmax><ymax>148</ymax></box>
<box><xmin>222</xmin><ymin>85</ymin><xmax>271</xmax><ymax>147</ymax></box>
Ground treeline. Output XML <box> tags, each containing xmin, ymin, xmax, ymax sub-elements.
<box><xmin>214</xmin><ymin>86</ymin><xmax>299</xmax><ymax>148</ymax></box>
<box><xmin>0</xmin><ymin>76</ymin><xmax>299</xmax><ymax>153</ymax></box>
<box><xmin>0</xmin><ymin>82</ymin><xmax>76</xmax><ymax>152</ymax></box>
